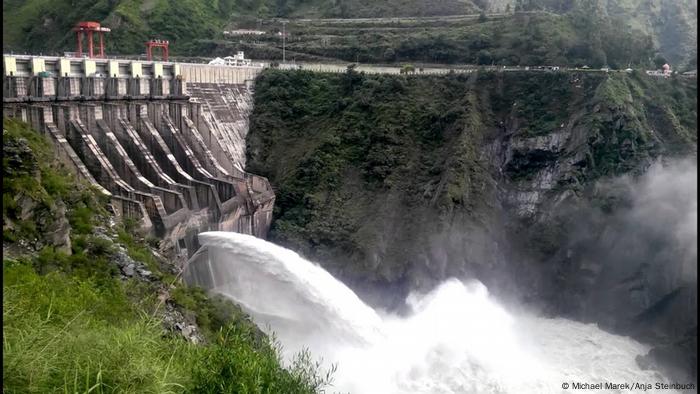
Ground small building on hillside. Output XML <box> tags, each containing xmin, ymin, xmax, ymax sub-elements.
<box><xmin>208</xmin><ymin>52</ymin><xmax>252</xmax><ymax>67</ymax></box>
<box><xmin>223</xmin><ymin>52</ymin><xmax>251</xmax><ymax>66</ymax></box>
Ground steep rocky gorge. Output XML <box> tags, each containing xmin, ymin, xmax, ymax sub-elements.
<box><xmin>246</xmin><ymin>69</ymin><xmax>697</xmax><ymax>380</ymax></box>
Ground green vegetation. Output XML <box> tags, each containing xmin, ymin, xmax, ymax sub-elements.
<box><xmin>580</xmin><ymin>71</ymin><xmax>697</xmax><ymax>178</ymax></box>
<box><xmin>2</xmin><ymin>0</ymin><xmax>231</xmax><ymax>55</ymax></box>
<box><xmin>3</xmin><ymin>259</ymin><xmax>187</xmax><ymax>392</ymax></box>
<box><xmin>4</xmin><ymin>256</ymin><xmax>332</xmax><ymax>393</ymax></box>
<box><xmin>171</xmin><ymin>286</ymin><xmax>261</xmax><ymax>341</ymax></box>
<box><xmin>246</xmin><ymin>69</ymin><xmax>696</xmax><ymax>296</ymax></box>
<box><xmin>247</xmin><ymin>69</ymin><xmax>496</xmax><ymax>285</ymax></box>
<box><xmin>3</xmin><ymin>118</ymin><xmax>333</xmax><ymax>393</ymax></box>
<box><xmin>3</xmin><ymin>0</ymin><xmax>695</xmax><ymax>68</ymax></box>
<box><xmin>238</xmin><ymin>11</ymin><xmax>654</xmax><ymax>68</ymax></box>
<box><xmin>3</xmin><ymin>117</ymin><xmax>108</xmax><ymax>244</ymax></box>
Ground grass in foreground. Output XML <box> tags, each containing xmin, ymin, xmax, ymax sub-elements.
<box><xmin>3</xmin><ymin>259</ymin><xmax>334</xmax><ymax>393</ymax></box>
<box><xmin>3</xmin><ymin>117</ymin><xmax>335</xmax><ymax>393</ymax></box>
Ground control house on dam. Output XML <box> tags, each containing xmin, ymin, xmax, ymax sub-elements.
<box><xmin>3</xmin><ymin>54</ymin><xmax>275</xmax><ymax>257</ymax></box>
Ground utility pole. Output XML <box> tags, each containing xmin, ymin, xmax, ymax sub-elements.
<box><xmin>282</xmin><ymin>20</ymin><xmax>288</xmax><ymax>64</ymax></box>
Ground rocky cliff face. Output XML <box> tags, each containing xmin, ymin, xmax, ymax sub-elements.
<box><xmin>246</xmin><ymin>69</ymin><xmax>696</xmax><ymax>380</ymax></box>
<box><xmin>480</xmin><ymin>71</ymin><xmax>698</xmax><ymax>381</ymax></box>
<box><xmin>3</xmin><ymin>124</ymin><xmax>76</xmax><ymax>254</ymax></box>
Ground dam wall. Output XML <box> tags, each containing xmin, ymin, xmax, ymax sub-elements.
<box><xmin>3</xmin><ymin>100</ymin><xmax>274</xmax><ymax>254</ymax></box>
<box><xmin>3</xmin><ymin>54</ymin><xmax>263</xmax><ymax>170</ymax></box>
<box><xmin>3</xmin><ymin>54</ymin><xmax>273</xmax><ymax>253</ymax></box>
<box><xmin>186</xmin><ymin>82</ymin><xmax>256</xmax><ymax>171</ymax></box>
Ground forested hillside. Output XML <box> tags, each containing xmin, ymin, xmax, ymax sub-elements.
<box><xmin>3</xmin><ymin>0</ymin><xmax>696</xmax><ymax>68</ymax></box>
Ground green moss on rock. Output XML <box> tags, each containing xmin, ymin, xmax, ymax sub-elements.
<box><xmin>247</xmin><ymin>69</ymin><xmax>696</xmax><ymax>302</ymax></box>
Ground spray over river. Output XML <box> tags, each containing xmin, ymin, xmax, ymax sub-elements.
<box><xmin>184</xmin><ymin>231</ymin><xmax>685</xmax><ymax>394</ymax></box>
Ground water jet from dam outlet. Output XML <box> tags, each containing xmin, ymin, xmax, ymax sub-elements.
<box><xmin>184</xmin><ymin>231</ymin><xmax>681</xmax><ymax>394</ymax></box>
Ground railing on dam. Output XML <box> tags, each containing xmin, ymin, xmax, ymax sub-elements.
<box><xmin>178</xmin><ymin>63</ymin><xmax>264</xmax><ymax>84</ymax></box>
<box><xmin>3</xmin><ymin>76</ymin><xmax>186</xmax><ymax>102</ymax></box>
<box><xmin>10</xmin><ymin>53</ymin><xmax>690</xmax><ymax>102</ymax></box>
<box><xmin>277</xmin><ymin>62</ymin><xmax>477</xmax><ymax>75</ymax></box>
<box><xmin>2</xmin><ymin>54</ymin><xmax>267</xmax><ymax>100</ymax></box>
<box><xmin>5</xmin><ymin>53</ymin><xmax>694</xmax><ymax>95</ymax></box>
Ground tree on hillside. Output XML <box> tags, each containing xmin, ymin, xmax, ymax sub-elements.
<box><xmin>686</xmin><ymin>51</ymin><xmax>697</xmax><ymax>70</ymax></box>
<box><xmin>330</xmin><ymin>0</ymin><xmax>350</xmax><ymax>18</ymax></box>
<box><xmin>275</xmin><ymin>0</ymin><xmax>290</xmax><ymax>17</ymax></box>
<box><xmin>257</xmin><ymin>4</ymin><xmax>271</xmax><ymax>18</ymax></box>
<box><xmin>654</xmin><ymin>54</ymin><xmax>669</xmax><ymax>69</ymax></box>
<box><xmin>218</xmin><ymin>0</ymin><xmax>235</xmax><ymax>15</ymax></box>
<box><xmin>477</xmin><ymin>50</ymin><xmax>492</xmax><ymax>65</ymax></box>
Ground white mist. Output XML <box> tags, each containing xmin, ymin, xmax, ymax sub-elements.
<box><xmin>184</xmin><ymin>231</ymin><xmax>680</xmax><ymax>394</ymax></box>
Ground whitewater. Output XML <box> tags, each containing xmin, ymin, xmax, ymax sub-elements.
<box><xmin>184</xmin><ymin>231</ymin><xmax>682</xmax><ymax>394</ymax></box>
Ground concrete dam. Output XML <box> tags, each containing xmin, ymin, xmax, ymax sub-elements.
<box><xmin>2</xmin><ymin>54</ymin><xmax>273</xmax><ymax>255</ymax></box>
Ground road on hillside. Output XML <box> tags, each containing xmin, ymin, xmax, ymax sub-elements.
<box><xmin>274</xmin><ymin>62</ymin><xmax>631</xmax><ymax>75</ymax></box>
<box><xmin>273</xmin><ymin>10</ymin><xmax>554</xmax><ymax>25</ymax></box>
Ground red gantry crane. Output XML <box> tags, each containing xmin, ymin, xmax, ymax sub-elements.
<box><xmin>74</xmin><ymin>21</ymin><xmax>110</xmax><ymax>58</ymax></box>
<box><xmin>146</xmin><ymin>39</ymin><xmax>170</xmax><ymax>62</ymax></box>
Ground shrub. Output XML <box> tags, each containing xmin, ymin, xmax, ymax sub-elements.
<box><xmin>3</xmin><ymin>259</ymin><xmax>335</xmax><ymax>394</ymax></box>
<box><xmin>190</xmin><ymin>324</ymin><xmax>335</xmax><ymax>394</ymax></box>
<box><xmin>3</xmin><ymin>261</ymin><xmax>191</xmax><ymax>393</ymax></box>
